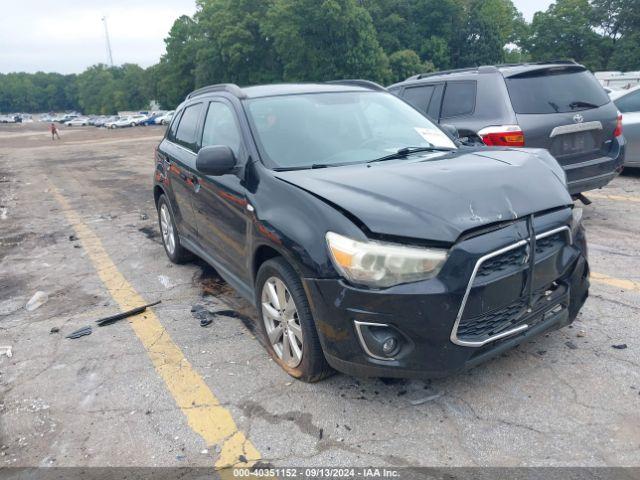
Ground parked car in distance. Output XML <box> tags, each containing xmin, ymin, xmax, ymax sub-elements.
<box><xmin>55</xmin><ymin>113</ymin><xmax>79</xmax><ymax>123</ymax></box>
<box><xmin>65</xmin><ymin>117</ymin><xmax>90</xmax><ymax>126</ymax></box>
<box><xmin>390</xmin><ymin>61</ymin><xmax>625</xmax><ymax>196</ymax></box>
<box><xmin>610</xmin><ymin>86</ymin><xmax>640</xmax><ymax>167</ymax></box>
<box><xmin>94</xmin><ymin>115</ymin><xmax>118</xmax><ymax>127</ymax></box>
<box><xmin>105</xmin><ymin>115</ymin><xmax>146</xmax><ymax>128</ymax></box>
<box><xmin>0</xmin><ymin>114</ymin><xmax>18</xmax><ymax>123</ymax></box>
<box><xmin>155</xmin><ymin>111</ymin><xmax>174</xmax><ymax>125</ymax></box>
<box><xmin>153</xmin><ymin>81</ymin><xmax>589</xmax><ymax>382</ymax></box>
<box><xmin>139</xmin><ymin>113</ymin><xmax>163</xmax><ymax>126</ymax></box>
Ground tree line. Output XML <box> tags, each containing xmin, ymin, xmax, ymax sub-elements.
<box><xmin>1</xmin><ymin>0</ymin><xmax>638</xmax><ymax>114</ymax></box>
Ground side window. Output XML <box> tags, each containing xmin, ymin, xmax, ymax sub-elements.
<box><xmin>201</xmin><ymin>102</ymin><xmax>242</xmax><ymax>155</ymax></box>
<box><xmin>402</xmin><ymin>85</ymin><xmax>435</xmax><ymax>113</ymax></box>
<box><xmin>174</xmin><ymin>103</ymin><xmax>203</xmax><ymax>151</ymax></box>
<box><xmin>441</xmin><ymin>81</ymin><xmax>477</xmax><ymax>119</ymax></box>
<box><xmin>167</xmin><ymin>110</ymin><xmax>183</xmax><ymax>142</ymax></box>
<box><xmin>426</xmin><ymin>84</ymin><xmax>445</xmax><ymax>120</ymax></box>
<box><xmin>615</xmin><ymin>91</ymin><xmax>640</xmax><ymax>113</ymax></box>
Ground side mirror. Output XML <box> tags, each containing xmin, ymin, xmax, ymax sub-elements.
<box><xmin>196</xmin><ymin>145</ymin><xmax>237</xmax><ymax>176</ymax></box>
<box><xmin>441</xmin><ymin>123</ymin><xmax>459</xmax><ymax>140</ymax></box>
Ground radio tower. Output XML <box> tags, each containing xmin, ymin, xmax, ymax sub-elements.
<box><xmin>102</xmin><ymin>16</ymin><xmax>114</xmax><ymax>67</ymax></box>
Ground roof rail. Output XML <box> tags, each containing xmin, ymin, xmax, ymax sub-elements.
<box><xmin>186</xmin><ymin>83</ymin><xmax>246</xmax><ymax>100</ymax></box>
<box><xmin>326</xmin><ymin>79</ymin><xmax>387</xmax><ymax>91</ymax></box>
<box><xmin>413</xmin><ymin>66</ymin><xmax>492</xmax><ymax>80</ymax></box>
<box><xmin>407</xmin><ymin>60</ymin><xmax>580</xmax><ymax>82</ymax></box>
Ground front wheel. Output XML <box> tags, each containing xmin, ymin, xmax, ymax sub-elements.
<box><xmin>255</xmin><ymin>258</ymin><xmax>333</xmax><ymax>382</ymax></box>
<box><xmin>157</xmin><ymin>195</ymin><xmax>192</xmax><ymax>264</ymax></box>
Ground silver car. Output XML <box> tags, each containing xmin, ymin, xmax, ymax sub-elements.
<box><xmin>610</xmin><ymin>86</ymin><xmax>640</xmax><ymax>167</ymax></box>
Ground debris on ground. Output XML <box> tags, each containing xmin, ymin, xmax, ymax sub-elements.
<box><xmin>565</xmin><ymin>341</ymin><xmax>578</xmax><ymax>350</ymax></box>
<box><xmin>95</xmin><ymin>300</ymin><xmax>161</xmax><ymax>327</ymax></box>
<box><xmin>611</xmin><ymin>344</ymin><xmax>628</xmax><ymax>350</ymax></box>
<box><xmin>25</xmin><ymin>291</ymin><xmax>48</xmax><ymax>312</ymax></box>
<box><xmin>158</xmin><ymin>275</ymin><xmax>174</xmax><ymax>289</ymax></box>
<box><xmin>68</xmin><ymin>235</ymin><xmax>78</xmax><ymax>241</ymax></box>
<box><xmin>49</xmin><ymin>327</ymin><xmax>59</xmax><ymax>334</ymax></box>
<box><xmin>0</xmin><ymin>346</ymin><xmax>13</xmax><ymax>358</ymax></box>
<box><xmin>139</xmin><ymin>212</ymin><xmax>149</xmax><ymax>220</ymax></box>
<box><xmin>537</xmin><ymin>350</ymin><xmax>547</xmax><ymax>355</ymax></box>
<box><xmin>192</xmin><ymin>304</ymin><xmax>246</xmax><ymax>328</ymax></box>
<box><xmin>577</xmin><ymin>330</ymin><xmax>587</xmax><ymax>337</ymax></box>
<box><xmin>66</xmin><ymin>326</ymin><xmax>92</xmax><ymax>339</ymax></box>
<box><xmin>409</xmin><ymin>392</ymin><xmax>443</xmax><ymax>406</ymax></box>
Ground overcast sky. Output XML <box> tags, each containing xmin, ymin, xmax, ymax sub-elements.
<box><xmin>0</xmin><ymin>0</ymin><xmax>553</xmax><ymax>74</ymax></box>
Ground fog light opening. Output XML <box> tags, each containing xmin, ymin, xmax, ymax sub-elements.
<box><xmin>382</xmin><ymin>337</ymin><xmax>398</xmax><ymax>357</ymax></box>
<box><xmin>354</xmin><ymin>321</ymin><xmax>405</xmax><ymax>361</ymax></box>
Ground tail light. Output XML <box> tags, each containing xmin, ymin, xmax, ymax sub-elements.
<box><xmin>614</xmin><ymin>112</ymin><xmax>623</xmax><ymax>137</ymax></box>
<box><xmin>478</xmin><ymin>125</ymin><xmax>525</xmax><ymax>147</ymax></box>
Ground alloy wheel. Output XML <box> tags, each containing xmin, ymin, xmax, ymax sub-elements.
<box><xmin>159</xmin><ymin>203</ymin><xmax>175</xmax><ymax>255</ymax></box>
<box><xmin>261</xmin><ymin>277</ymin><xmax>303</xmax><ymax>368</ymax></box>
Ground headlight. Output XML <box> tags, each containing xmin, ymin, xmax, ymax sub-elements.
<box><xmin>326</xmin><ymin>232</ymin><xmax>447</xmax><ymax>288</ymax></box>
<box><xmin>571</xmin><ymin>207</ymin><xmax>583</xmax><ymax>235</ymax></box>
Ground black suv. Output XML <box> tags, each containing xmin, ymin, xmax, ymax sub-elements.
<box><xmin>389</xmin><ymin>61</ymin><xmax>625</xmax><ymax>196</ymax></box>
<box><xmin>153</xmin><ymin>81</ymin><xmax>589</xmax><ymax>382</ymax></box>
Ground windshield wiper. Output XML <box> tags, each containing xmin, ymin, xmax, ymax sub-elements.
<box><xmin>569</xmin><ymin>100</ymin><xmax>599</xmax><ymax>110</ymax></box>
<box><xmin>367</xmin><ymin>146</ymin><xmax>454</xmax><ymax>164</ymax></box>
<box><xmin>273</xmin><ymin>163</ymin><xmax>335</xmax><ymax>171</ymax></box>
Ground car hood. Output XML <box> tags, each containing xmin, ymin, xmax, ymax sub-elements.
<box><xmin>273</xmin><ymin>149</ymin><xmax>572</xmax><ymax>243</ymax></box>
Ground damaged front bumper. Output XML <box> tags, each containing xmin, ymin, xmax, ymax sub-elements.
<box><xmin>304</xmin><ymin>207</ymin><xmax>589</xmax><ymax>379</ymax></box>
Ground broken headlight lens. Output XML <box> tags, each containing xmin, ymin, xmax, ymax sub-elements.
<box><xmin>570</xmin><ymin>207</ymin><xmax>583</xmax><ymax>236</ymax></box>
<box><xmin>326</xmin><ymin>232</ymin><xmax>447</xmax><ymax>288</ymax></box>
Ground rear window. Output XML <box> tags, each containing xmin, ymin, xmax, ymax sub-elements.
<box><xmin>441</xmin><ymin>81</ymin><xmax>476</xmax><ymax>118</ymax></box>
<box><xmin>505</xmin><ymin>68</ymin><xmax>610</xmax><ymax>114</ymax></box>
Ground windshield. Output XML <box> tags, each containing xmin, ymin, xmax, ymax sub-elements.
<box><xmin>245</xmin><ymin>91</ymin><xmax>456</xmax><ymax>169</ymax></box>
<box><xmin>505</xmin><ymin>68</ymin><xmax>610</xmax><ymax>114</ymax></box>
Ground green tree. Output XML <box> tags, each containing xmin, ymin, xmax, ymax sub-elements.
<box><xmin>591</xmin><ymin>0</ymin><xmax>640</xmax><ymax>69</ymax></box>
<box><xmin>193</xmin><ymin>0</ymin><xmax>282</xmax><ymax>87</ymax></box>
<box><xmin>156</xmin><ymin>15</ymin><xmax>199</xmax><ymax>108</ymax></box>
<box><xmin>262</xmin><ymin>0</ymin><xmax>390</xmax><ymax>82</ymax></box>
<box><xmin>523</xmin><ymin>0</ymin><xmax>603</xmax><ymax>69</ymax></box>
<box><xmin>453</xmin><ymin>0</ymin><xmax>506</xmax><ymax>67</ymax></box>
<box><xmin>388</xmin><ymin>49</ymin><xmax>434</xmax><ymax>83</ymax></box>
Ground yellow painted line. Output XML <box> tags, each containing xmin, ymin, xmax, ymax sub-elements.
<box><xmin>50</xmin><ymin>184</ymin><xmax>259</xmax><ymax>469</ymax></box>
<box><xmin>588</xmin><ymin>193</ymin><xmax>640</xmax><ymax>203</ymax></box>
<box><xmin>591</xmin><ymin>271</ymin><xmax>640</xmax><ymax>293</ymax></box>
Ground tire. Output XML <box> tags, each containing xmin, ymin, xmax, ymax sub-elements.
<box><xmin>255</xmin><ymin>257</ymin><xmax>333</xmax><ymax>382</ymax></box>
<box><xmin>130</xmin><ymin>122</ymin><xmax>136</xmax><ymax>127</ymax></box>
<box><xmin>161</xmin><ymin>120</ymin><xmax>167</xmax><ymax>125</ymax></box>
<box><xmin>157</xmin><ymin>194</ymin><xmax>192</xmax><ymax>264</ymax></box>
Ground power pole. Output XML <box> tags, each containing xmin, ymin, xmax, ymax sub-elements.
<box><xmin>102</xmin><ymin>16</ymin><xmax>114</xmax><ymax>67</ymax></box>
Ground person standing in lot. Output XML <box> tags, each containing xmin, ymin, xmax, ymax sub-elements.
<box><xmin>49</xmin><ymin>123</ymin><xmax>60</xmax><ymax>140</ymax></box>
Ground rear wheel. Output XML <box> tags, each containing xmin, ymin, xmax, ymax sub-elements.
<box><xmin>157</xmin><ymin>195</ymin><xmax>192</xmax><ymax>264</ymax></box>
<box><xmin>255</xmin><ymin>258</ymin><xmax>333</xmax><ymax>382</ymax></box>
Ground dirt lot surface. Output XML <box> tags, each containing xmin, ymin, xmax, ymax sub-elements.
<box><xmin>1</xmin><ymin>122</ymin><xmax>639</xmax><ymax>468</ymax></box>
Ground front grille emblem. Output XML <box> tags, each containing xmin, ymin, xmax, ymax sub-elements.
<box><xmin>573</xmin><ymin>113</ymin><xmax>584</xmax><ymax>123</ymax></box>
